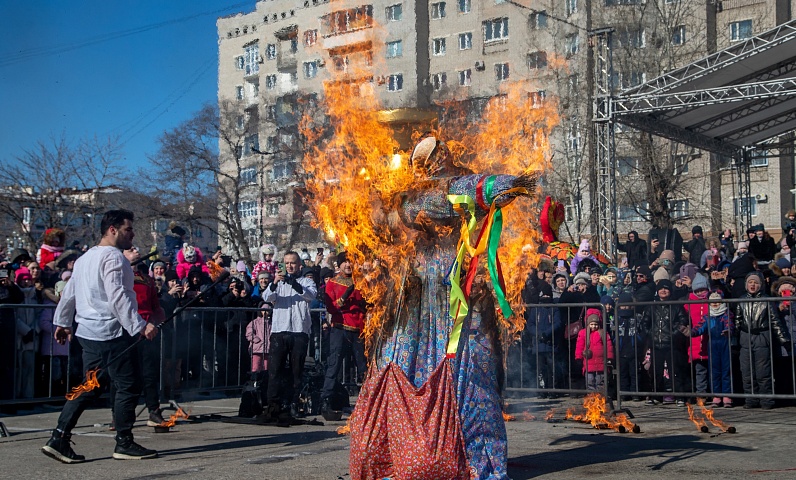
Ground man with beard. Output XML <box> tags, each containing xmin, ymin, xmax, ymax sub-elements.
<box><xmin>41</xmin><ymin>210</ymin><xmax>158</xmax><ymax>463</ymax></box>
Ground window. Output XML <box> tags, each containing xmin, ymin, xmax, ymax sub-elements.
<box><xmin>619</xmin><ymin>205</ymin><xmax>645</xmax><ymax>221</ymax></box>
<box><xmin>388</xmin><ymin>74</ymin><xmax>403</xmax><ymax>91</ymax></box>
<box><xmin>303</xmin><ymin>61</ymin><xmax>318</xmax><ymax>78</ymax></box>
<box><xmin>235</xmin><ymin>56</ymin><xmax>244</xmax><ymax>70</ymax></box>
<box><xmin>484</xmin><ymin>17</ymin><xmax>509</xmax><ymax>42</ymax></box>
<box><xmin>244</xmin><ymin>43</ymin><xmax>260</xmax><ymax>75</ymax></box>
<box><xmin>321</xmin><ymin>6</ymin><xmax>374</xmax><ymax>36</ymax></box>
<box><xmin>265</xmin><ymin>75</ymin><xmax>277</xmax><ymax>90</ymax></box>
<box><xmin>672</xmin><ymin>25</ymin><xmax>686</xmax><ymax>45</ymax></box>
<box><xmin>236</xmin><ymin>85</ymin><xmax>244</xmax><ymax>100</ymax></box>
<box><xmin>386</xmin><ymin>4</ymin><xmax>402</xmax><ymax>21</ymax></box>
<box><xmin>618</xmin><ymin>28</ymin><xmax>645</xmax><ymax>48</ymax></box>
<box><xmin>459</xmin><ymin>32</ymin><xmax>472</xmax><ymax>50</ymax></box>
<box><xmin>530</xmin><ymin>11</ymin><xmax>548</xmax><ymax>29</ymax></box>
<box><xmin>669</xmin><ymin>199</ymin><xmax>689</xmax><ymax>219</ymax></box>
<box><xmin>567</xmin><ymin>124</ymin><xmax>580</xmax><ymax>150</ymax></box>
<box><xmin>530</xmin><ymin>90</ymin><xmax>546</xmax><ymax>108</ymax></box>
<box><xmin>240</xmin><ymin>167</ymin><xmax>257</xmax><ymax>185</ymax></box>
<box><xmin>458</xmin><ymin>0</ymin><xmax>471</xmax><ymax>13</ymax></box>
<box><xmin>433</xmin><ymin>38</ymin><xmax>446</xmax><ymax>55</ymax></box>
<box><xmin>289</xmin><ymin>72</ymin><xmax>298</xmax><ymax>86</ymax></box>
<box><xmin>495</xmin><ymin>63</ymin><xmax>509</xmax><ymax>81</ymax></box>
<box><xmin>432</xmin><ymin>2</ymin><xmax>446</xmax><ymax>19</ymax></box>
<box><xmin>236</xmin><ymin>115</ymin><xmax>245</xmax><ymax>130</ymax></box>
<box><xmin>734</xmin><ymin>197</ymin><xmax>758</xmax><ymax>217</ymax></box>
<box><xmin>265</xmin><ymin>43</ymin><xmax>277</xmax><ymax>60</ymax></box>
<box><xmin>244</xmin><ymin>134</ymin><xmax>259</xmax><ymax>155</ymax></box>
<box><xmin>265</xmin><ymin>104</ymin><xmax>276</xmax><ymax>120</ymax></box>
<box><xmin>271</xmin><ymin>159</ymin><xmax>295</xmax><ymax>180</ymax></box>
<box><xmin>566</xmin><ymin>0</ymin><xmax>577</xmax><ymax>16</ymax></box>
<box><xmin>289</xmin><ymin>38</ymin><xmax>299</xmax><ymax>54</ymax></box>
<box><xmin>304</xmin><ymin>29</ymin><xmax>318</xmax><ymax>46</ymax></box>
<box><xmin>617</xmin><ymin>156</ymin><xmax>639</xmax><ymax>175</ymax></box>
<box><xmin>458</xmin><ymin>69</ymin><xmax>471</xmax><ymax>86</ymax></box>
<box><xmin>266</xmin><ymin>204</ymin><xmax>280</xmax><ymax>217</ymax></box>
<box><xmin>386</xmin><ymin>40</ymin><xmax>403</xmax><ymax>58</ymax></box>
<box><xmin>565</xmin><ymin>34</ymin><xmax>579</xmax><ymax>56</ymax></box>
<box><xmin>623</xmin><ymin>71</ymin><xmax>645</xmax><ymax>88</ymax></box>
<box><xmin>527</xmin><ymin>51</ymin><xmax>547</xmax><ymax>69</ymax></box>
<box><xmin>567</xmin><ymin>74</ymin><xmax>579</xmax><ymax>98</ymax></box>
<box><xmin>237</xmin><ymin>201</ymin><xmax>258</xmax><ymax>219</ymax></box>
<box><xmin>750</xmin><ymin>149</ymin><xmax>769</xmax><ymax>166</ymax></box>
<box><xmin>730</xmin><ymin>20</ymin><xmax>753</xmax><ymax>41</ymax></box>
<box><xmin>432</xmin><ymin>72</ymin><xmax>447</xmax><ymax>90</ymax></box>
<box><xmin>673</xmin><ymin>154</ymin><xmax>689</xmax><ymax>174</ymax></box>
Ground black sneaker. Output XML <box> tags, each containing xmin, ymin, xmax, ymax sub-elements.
<box><xmin>147</xmin><ymin>409</ymin><xmax>166</xmax><ymax>427</ymax></box>
<box><xmin>113</xmin><ymin>439</ymin><xmax>158</xmax><ymax>460</ymax></box>
<box><xmin>42</xmin><ymin>433</ymin><xmax>86</xmax><ymax>464</ymax></box>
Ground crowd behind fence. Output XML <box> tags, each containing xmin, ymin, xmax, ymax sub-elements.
<box><xmin>4</xmin><ymin>298</ymin><xmax>796</xmax><ymax>410</ymax></box>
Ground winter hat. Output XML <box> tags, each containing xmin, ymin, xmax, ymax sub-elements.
<box><xmin>60</xmin><ymin>270</ymin><xmax>72</xmax><ymax>281</ymax></box>
<box><xmin>636</xmin><ymin>265</ymin><xmax>652</xmax><ymax>278</ymax></box>
<box><xmin>539</xmin><ymin>281</ymin><xmax>554</xmax><ymax>302</ymax></box>
<box><xmin>692</xmin><ymin>225</ymin><xmax>703</xmax><ymax>235</ymax></box>
<box><xmin>15</xmin><ymin>267</ymin><xmax>31</xmax><ymax>283</ymax></box>
<box><xmin>537</xmin><ymin>258</ymin><xmax>555</xmax><ymax>274</ymax></box>
<box><xmin>617</xmin><ymin>292</ymin><xmax>634</xmax><ymax>317</ymax></box>
<box><xmin>691</xmin><ymin>273</ymin><xmax>709</xmax><ymax>292</ymax></box>
<box><xmin>776</xmin><ymin>257</ymin><xmax>792</xmax><ymax>269</ymax></box>
<box><xmin>320</xmin><ymin>267</ymin><xmax>334</xmax><ymax>280</ymax></box>
<box><xmin>10</xmin><ymin>248</ymin><xmax>31</xmax><ymax>265</ymax></box>
<box><xmin>165</xmin><ymin>270</ymin><xmax>179</xmax><ymax>283</ymax></box>
<box><xmin>600</xmin><ymin>295</ymin><xmax>614</xmax><ymax>308</ymax></box>
<box><xmin>573</xmin><ymin>272</ymin><xmax>591</xmax><ymax>285</ymax></box>
<box><xmin>261</xmin><ymin>245</ymin><xmax>275</xmax><ymax>256</ymax></box>
<box><xmin>257</xmin><ymin>271</ymin><xmax>271</xmax><ymax>280</ymax></box>
<box><xmin>754</xmin><ymin>224</ymin><xmax>765</xmax><ymax>232</ymax></box>
<box><xmin>585</xmin><ymin>308</ymin><xmax>603</xmax><ymax>325</ymax></box>
<box><xmin>787</xmin><ymin>210</ymin><xmax>796</xmax><ymax>218</ymax></box>
<box><xmin>745</xmin><ymin>271</ymin><xmax>764</xmax><ymax>289</ymax></box>
<box><xmin>679</xmin><ymin>263</ymin><xmax>698</xmax><ymax>281</ymax></box>
<box><xmin>152</xmin><ymin>261</ymin><xmax>165</xmax><ymax>270</ymax></box>
<box><xmin>301</xmin><ymin>266</ymin><xmax>316</xmax><ymax>278</ymax></box>
<box><xmin>653</xmin><ymin>267</ymin><xmax>669</xmax><ymax>283</ymax></box>
<box><xmin>578</xmin><ymin>239</ymin><xmax>591</xmax><ymax>254</ymax></box>
<box><xmin>659</xmin><ymin>250</ymin><xmax>675</xmax><ymax>263</ymax></box>
<box><xmin>236</xmin><ymin>260</ymin><xmax>246</xmax><ymax>272</ymax></box>
<box><xmin>337</xmin><ymin>251</ymin><xmax>348</xmax><ymax>265</ymax></box>
<box><xmin>657</xmin><ymin>279</ymin><xmax>673</xmax><ymax>292</ymax></box>
<box><xmin>772</xmin><ymin>276</ymin><xmax>796</xmax><ymax>296</ymax></box>
<box><xmin>182</xmin><ymin>243</ymin><xmax>196</xmax><ymax>263</ymax></box>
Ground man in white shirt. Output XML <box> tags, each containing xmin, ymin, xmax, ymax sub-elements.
<box><xmin>41</xmin><ymin>210</ymin><xmax>158</xmax><ymax>464</ymax></box>
<box><xmin>262</xmin><ymin>251</ymin><xmax>317</xmax><ymax>418</ymax></box>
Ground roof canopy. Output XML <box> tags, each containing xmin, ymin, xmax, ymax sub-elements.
<box><xmin>612</xmin><ymin>20</ymin><xmax>796</xmax><ymax>157</ymax></box>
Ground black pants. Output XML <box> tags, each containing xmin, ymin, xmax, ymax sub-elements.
<box><xmin>56</xmin><ymin>333</ymin><xmax>142</xmax><ymax>441</ymax></box>
<box><xmin>266</xmin><ymin>332</ymin><xmax>309</xmax><ymax>406</ymax></box>
<box><xmin>739</xmin><ymin>331</ymin><xmax>774</xmax><ymax>407</ymax></box>
<box><xmin>651</xmin><ymin>346</ymin><xmax>688</xmax><ymax>396</ymax></box>
<box><xmin>137</xmin><ymin>335</ymin><xmax>161</xmax><ymax>412</ymax></box>
<box><xmin>322</xmin><ymin>327</ymin><xmax>366</xmax><ymax>399</ymax></box>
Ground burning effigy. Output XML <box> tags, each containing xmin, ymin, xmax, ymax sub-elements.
<box><xmin>300</xmin><ymin>35</ymin><xmax>556</xmax><ymax>478</ymax></box>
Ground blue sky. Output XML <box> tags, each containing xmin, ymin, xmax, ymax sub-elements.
<box><xmin>0</xmin><ymin>0</ymin><xmax>257</xmax><ymax>172</ymax></box>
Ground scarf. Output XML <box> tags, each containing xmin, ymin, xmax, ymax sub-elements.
<box><xmin>709</xmin><ymin>302</ymin><xmax>728</xmax><ymax>317</ymax></box>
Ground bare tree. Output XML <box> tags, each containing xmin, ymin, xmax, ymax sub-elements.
<box><xmin>0</xmin><ymin>134</ymin><xmax>126</xmax><ymax>249</ymax></box>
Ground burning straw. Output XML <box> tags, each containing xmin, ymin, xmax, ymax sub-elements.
<box><xmin>564</xmin><ymin>393</ymin><xmax>640</xmax><ymax>433</ymax></box>
<box><xmin>689</xmin><ymin>398</ymin><xmax>736</xmax><ymax>434</ymax></box>
<box><xmin>160</xmin><ymin>407</ymin><xmax>191</xmax><ymax>428</ymax></box>
<box><xmin>64</xmin><ymin>367</ymin><xmax>101</xmax><ymax>401</ymax></box>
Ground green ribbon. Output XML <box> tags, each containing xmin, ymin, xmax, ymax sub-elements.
<box><xmin>446</xmin><ymin>194</ymin><xmax>476</xmax><ymax>355</ymax></box>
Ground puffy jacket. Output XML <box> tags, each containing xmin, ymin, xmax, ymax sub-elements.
<box><xmin>642</xmin><ymin>301</ymin><xmax>689</xmax><ymax>348</ymax></box>
<box><xmin>684</xmin><ymin>292</ymin><xmax>710</xmax><ymax>361</ymax></box>
<box><xmin>575</xmin><ymin>328</ymin><xmax>614</xmax><ymax>374</ymax></box>
<box><xmin>735</xmin><ymin>292</ymin><xmax>791</xmax><ymax>345</ymax></box>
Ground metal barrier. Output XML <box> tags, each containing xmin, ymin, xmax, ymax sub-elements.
<box><xmin>0</xmin><ymin>304</ymin><xmax>362</xmax><ymax>407</ymax></box>
<box><xmin>505</xmin><ymin>296</ymin><xmax>796</xmax><ymax>409</ymax></box>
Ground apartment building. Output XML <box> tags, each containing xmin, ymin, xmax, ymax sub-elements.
<box><xmin>217</xmin><ymin>0</ymin><xmax>795</xmax><ymax>254</ymax></box>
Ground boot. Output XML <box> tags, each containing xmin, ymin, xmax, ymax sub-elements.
<box><xmin>41</xmin><ymin>430</ymin><xmax>86</xmax><ymax>464</ymax></box>
<box><xmin>113</xmin><ymin>434</ymin><xmax>158</xmax><ymax>460</ymax></box>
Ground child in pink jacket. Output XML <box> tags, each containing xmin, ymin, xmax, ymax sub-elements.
<box><xmin>576</xmin><ymin>308</ymin><xmax>615</xmax><ymax>391</ymax></box>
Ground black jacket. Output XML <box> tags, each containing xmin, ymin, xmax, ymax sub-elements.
<box><xmin>684</xmin><ymin>237</ymin><xmax>707</xmax><ymax>267</ymax></box>
<box><xmin>749</xmin><ymin>235</ymin><xmax>777</xmax><ymax>262</ymax></box>
<box><xmin>642</xmin><ymin>301</ymin><xmax>688</xmax><ymax>348</ymax></box>
<box><xmin>735</xmin><ymin>292</ymin><xmax>791</xmax><ymax>346</ymax></box>
<box><xmin>615</xmin><ymin>234</ymin><xmax>648</xmax><ymax>269</ymax></box>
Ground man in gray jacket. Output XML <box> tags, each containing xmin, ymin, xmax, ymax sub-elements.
<box><xmin>263</xmin><ymin>251</ymin><xmax>317</xmax><ymax>418</ymax></box>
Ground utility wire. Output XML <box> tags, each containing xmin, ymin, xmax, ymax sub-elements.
<box><xmin>0</xmin><ymin>2</ymin><xmax>255</xmax><ymax>68</ymax></box>
<box><xmin>505</xmin><ymin>0</ymin><xmax>588</xmax><ymax>33</ymax></box>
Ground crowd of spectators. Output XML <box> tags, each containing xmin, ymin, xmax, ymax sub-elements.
<box><xmin>518</xmin><ymin>214</ymin><xmax>796</xmax><ymax>409</ymax></box>
<box><xmin>0</xmin><ymin>229</ymin><xmax>358</xmax><ymax>410</ymax></box>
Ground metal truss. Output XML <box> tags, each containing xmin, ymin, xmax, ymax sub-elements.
<box><xmin>591</xmin><ymin>28</ymin><xmax>617</xmax><ymax>262</ymax></box>
<box><xmin>615</xmin><ymin>113</ymin><xmax>741</xmax><ymax>157</ymax></box>
<box><xmin>622</xmin><ymin>20</ymin><xmax>796</xmax><ymax>96</ymax></box>
<box><xmin>614</xmin><ymin>78</ymin><xmax>796</xmax><ymax>115</ymax></box>
<box><xmin>724</xmin><ymin>107</ymin><xmax>796</xmax><ymax>144</ymax></box>
<box><xmin>737</xmin><ymin>151</ymin><xmax>752</xmax><ymax>232</ymax></box>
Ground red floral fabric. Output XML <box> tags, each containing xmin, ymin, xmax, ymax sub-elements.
<box><xmin>349</xmin><ymin>360</ymin><xmax>470</xmax><ymax>480</ymax></box>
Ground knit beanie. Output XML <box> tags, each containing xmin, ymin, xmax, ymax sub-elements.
<box><xmin>617</xmin><ymin>292</ymin><xmax>634</xmax><ymax>317</ymax></box>
<box><xmin>573</xmin><ymin>272</ymin><xmax>591</xmax><ymax>285</ymax></box>
<box><xmin>691</xmin><ymin>273</ymin><xmax>709</xmax><ymax>292</ymax></box>
<box><xmin>776</xmin><ymin>257</ymin><xmax>792</xmax><ymax>269</ymax></box>
<box><xmin>585</xmin><ymin>307</ymin><xmax>602</xmax><ymax>325</ymax></box>
<box><xmin>653</xmin><ymin>267</ymin><xmax>669</xmax><ymax>283</ymax></box>
<box><xmin>657</xmin><ymin>279</ymin><xmax>673</xmax><ymax>292</ymax></box>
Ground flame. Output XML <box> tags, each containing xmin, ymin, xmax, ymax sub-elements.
<box><xmin>686</xmin><ymin>402</ymin><xmax>708</xmax><ymax>432</ymax></box>
<box><xmin>565</xmin><ymin>393</ymin><xmax>638</xmax><ymax>433</ymax></box>
<box><xmin>521</xmin><ymin>411</ymin><xmax>537</xmax><ymax>421</ymax></box>
<box><xmin>545</xmin><ymin>409</ymin><xmax>556</xmax><ymax>422</ymax></box>
<box><xmin>503</xmin><ymin>412</ymin><xmax>515</xmax><ymax>422</ymax></box>
<box><xmin>65</xmin><ymin>367</ymin><xmax>101</xmax><ymax>400</ymax></box>
<box><xmin>301</xmin><ymin>32</ymin><xmax>559</xmax><ymax>354</ymax></box>
<box><xmin>696</xmin><ymin>398</ymin><xmax>733</xmax><ymax>432</ymax></box>
<box><xmin>160</xmin><ymin>406</ymin><xmax>191</xmax><ymax>428</ymax></box>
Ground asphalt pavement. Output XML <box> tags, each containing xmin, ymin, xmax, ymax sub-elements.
<box><xmin>1</xmin><ymin>394</ymin><xmax>794</xmax><ymax>479</ymax></box>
